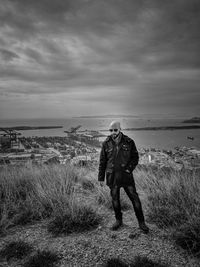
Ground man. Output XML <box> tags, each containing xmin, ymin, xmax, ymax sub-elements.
<box><xmin>98</xmin><ymin>121</ymin><xmax>149</xmax><ymax>233</ymax></box>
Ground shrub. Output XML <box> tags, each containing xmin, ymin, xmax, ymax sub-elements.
<box><xmin>15</xmin><ymin>177</ymin><xmax>36</xmax><ymax>201</ymax></box>
<box><xmin>137</xmin><ymin>168</ymin><xmax>200</xmax><ymax>228</ymax></box>
<box><xmin>0</xmin><ymin>164</ymin><xmax>79</xmax><ymax>233</ymax></box>
<box><xmin>12</xmin><ymin>204</ymin><xmax>42</xmax><ymax>225</ymax></box>
<box><xmin>173</xmin><ymin>219</ymin><xmax>200</xmax><ymax>258</ymax></box>
<box><xmin>136</xmin><ymin>167</ymin><xmax>200</xmax><ymax>257</ymax></box>
<box><xmin>48</xmin><ymin>201</ymin><xmax>101</xmax><ymax>235</ymax></box>
<box><xmin>0</xmin><ymin>205</ymin><xmax>9</xmax><ymax>235</ymax></box>
<box><xmin>23</xmin><ymin>250</ymin><xmax>61</xmax><ymax>267</ymax></box>
<box><xmin>0</xmin><ymin>240</ymin><xmax>33</xmax><ymax>260</ymax></box>
<box><xmin>146</xmin><ymin>194</ymin><xmax>187</xmax><ymax>228</ymax></box>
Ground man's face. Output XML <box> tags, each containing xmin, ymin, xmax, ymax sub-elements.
<box><xmin>109</xmin><ymin>123</ymin><xmax>120</xmax><ymax>138</ymax></box>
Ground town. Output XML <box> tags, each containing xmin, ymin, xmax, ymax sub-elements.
<box><xmin>0</xmin><ymin>126</ymin><xmax>104</xmax><ymax>167</ymax></box>
<box><xmin>139</xmin><ymin>146</ymin><xmax>200</xmax><ymax>171</ymax></box>
<box><xmin>0</xmin><ymin>127</ymin><xmax>200</xmax><ymax>171</ymax></box>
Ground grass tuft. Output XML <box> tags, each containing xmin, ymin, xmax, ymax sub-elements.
<box><xmin>81</xmin><ymin>178</ymin><xmax>95</xmax><ymax>191</ymax></box>
<box><xmin>0</xmin><ymin>240</ymin><xmax>33</xmax><ymax>260</ymax></box>
<box><xmin>0</xmin><ymin>164</ymin><xmax>79</xmax><ymax>233</ymax></box>
<box><xmin>47</xmin><ymin>201</ymin><xmax>101</xmax><ymax>235</ymax></box>
<box><xmin>172</xmin><ymin>219</ymin><xmax>200</xmax><ymax>257</ymax></box>
<box><xmin>136</xmin><ymin>167</ymin><xmax>200</xmax><ymax>257</ymax></box>
<box><xmin>23</xmin><ymin>250</ymin><xmax>61</xmax><ymax>267</ymax></box>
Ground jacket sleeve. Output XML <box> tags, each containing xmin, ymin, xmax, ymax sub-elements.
<box><xmin>98</xmin><ymin>142</ymin><xmax>107</xmax><ymax>181</ymax></box>
<box><xmin>125</xmin><ymin>140</ymin><xmax>139</xmax><ymax>173</ymax></box>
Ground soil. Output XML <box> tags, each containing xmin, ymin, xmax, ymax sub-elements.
<box><xmin>0</xmin><ymin>207</ymin><xmax>199</xmax><ymax>267</ymax></box>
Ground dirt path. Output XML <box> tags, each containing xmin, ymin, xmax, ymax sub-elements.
<box><xmin>0</xmin><ymin>208</ymin><xmax>199</xmax><ymax>267</ymax></box>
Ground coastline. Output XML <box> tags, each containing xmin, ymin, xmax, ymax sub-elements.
<box><xmin>1</xmin><ymin>119</ymin><xmax>200</xmax><ymax>151</ymax></box>
<box><xmin>0</xmin><ymin>126</ymin><xmax>63</xmax><ymax>131</ymax></box>
<box><xmin>100</xmin><ymin>125</ymin><xmax>200</xmax><ymax>131</ymax></box>
<box><xmin>1</xmin><ymin>125</ymin><xmax>200</xmax><ymax>132</ymax></box>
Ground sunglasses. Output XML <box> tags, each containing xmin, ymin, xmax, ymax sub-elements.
<box><xmin>109</xmin><ymin>129</ymin><xmax>119</xmax><ymax>132</ymax></box>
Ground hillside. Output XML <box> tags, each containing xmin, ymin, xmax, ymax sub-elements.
<box><xmin>182</xmin><ymin>117</ymin><xmax>200</xmax><ymax>123</ymax></box>
<box><xmin>0</xmin><ymin>165</ymin><xmax>200</xmax><ymax>267</ymax></box>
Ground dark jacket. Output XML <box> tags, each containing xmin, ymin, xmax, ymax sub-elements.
<box><xmin>98</xmin><ymin>132</ymin><xmax>139</xmax><ymax>187</ymax></box>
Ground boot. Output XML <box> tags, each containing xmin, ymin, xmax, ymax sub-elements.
<box><xmin>111</xmin><ymin>219</ymin><xmax>123</xmax><ymax>231</ymax></box>
<box><xmin>139</xmin><ymin>222</ymin><xmax>149</xmax><ymax>234</ymax></box>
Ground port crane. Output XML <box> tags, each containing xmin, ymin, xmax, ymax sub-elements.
<box><xmin>0</xmin><ymin>128</ymin><xmax>21</xmax><ymax>150</ymax></box>
<box><xmin>0</xmin><ymin>128</ymin><xmax>21</xmax><ymax>140</ymax></box>
<box><xmin>64</xmin><ymin>125</ymin><xmax>82</xmax><ymax>134</ymax></box>
<box><xmin>187</xmin><ymin>136</ymin><xmax>194</xmax><ymax>140</ymax></box>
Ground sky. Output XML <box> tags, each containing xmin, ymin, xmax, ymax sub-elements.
<box><xmin>0</xmin><ymin>0</ymin><xmax>200</xmax><ymax>119</ymax></box>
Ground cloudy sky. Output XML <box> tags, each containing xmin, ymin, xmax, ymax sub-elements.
<box><xmin>0</xmin><ymin>0</ymin><xmax>200</xmax><ymax>119</ymax></box>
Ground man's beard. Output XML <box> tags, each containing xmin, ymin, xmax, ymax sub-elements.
<box><xmin>112</xmin><ymin>132</ymin><xmax>120</xmax><ymax>139</ymax></box>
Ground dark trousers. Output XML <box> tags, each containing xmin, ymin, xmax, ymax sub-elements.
<box><xmin>110</xmin><ymin>184</ymin><xmax>145</xmax><ymax>223</ymax></box>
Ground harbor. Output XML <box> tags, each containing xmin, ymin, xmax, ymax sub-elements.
<box><xmin>0</xmin><ymin>125</ymin><xmax>200</xmax><ymax>171</ymax></box>
<box><xmin>0</xmin><ymin>126</ymin><xmax>103</xmax><ymax>167</ymax></box>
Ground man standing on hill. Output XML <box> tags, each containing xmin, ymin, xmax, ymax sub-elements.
<box><xmin>98</xmin><ymin>121</ymin><xmax>149</xmax><ymax>233</ymax></box>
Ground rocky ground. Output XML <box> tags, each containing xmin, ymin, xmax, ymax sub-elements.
<box><xmin>0</xmin><ymin>206</ymin><xmax>199</xmax><ymax>267</ymax></box>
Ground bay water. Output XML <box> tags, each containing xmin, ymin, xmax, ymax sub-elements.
<box><xmin>0</xmin><ymin>117</ymin><xmax>199</xmax><ymax>151</ymax></box>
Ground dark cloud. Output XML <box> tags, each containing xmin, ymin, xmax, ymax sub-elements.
<box><xmin>1</xmin><ymin>0</ymin><xmax>200</xmax><ymax>68</ymax></box>
<box><xmin>24</xmin><ymin>48</ymin><xmax>44</xmax><ymax>64</ymax></box>
<box><xmin>0</xmin><ymin>48</ymin><xmax>19</xmax><ymax>61</ymax></box>
<box><xmin>0</xmin><ymin>0</ymin><xmax>200</xmax><ymax>118</ymax></box>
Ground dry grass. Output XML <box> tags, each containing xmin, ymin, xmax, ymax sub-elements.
<box><xmin>23</xmin><ymin>250</ymin><xmax>61</xmax><ymax>267</ymax></box>
<box><xmin>1</xmin><ymin>163</ymin><xmax>200</xmax><ymax>259</ymax></box>
<box><xmin>0</xmin><ymin>164</ymin><xmax>98</xmax><ymax>235</ymax></box>
<box><xmin>135</xmin><ymin>167</ymin><xmax>200</xmax><ymax>257</ymax></box>
<box><xmin>47</xmin><ymin>198</ymin><xmax>101</xmax><ymax>235</ymax></box>
<box><xmin>0</xmin><ymin>240</ymin><xmax>33</xmax><ymax>260</ymax></box>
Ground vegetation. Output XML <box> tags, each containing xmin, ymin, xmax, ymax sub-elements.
<box><xmin>136</xmin><ymin>167</ymin><xmax>200</xmax><ymax>257</ymax></box>
<box><xmin>0</xmin><ymin>164</ymin><xmax>98</xmax><ymax>235</ymax></box>
<box><xmin>81</xmin><ymin>177</ymin><xmax>96</xmax><ymax>191</ymax></box>
<box><xmin>172</xmin><ymin>220</ymin><xmax>200</xmax><ymax>258</ymax></box>
<box><xmin>47</xmin><ymin>201</ymin><xmax>101</xmax><ymax>235</ymax></box>
<box><xmin>23</xmin><ymin>250</ymin><xmax>61</xmax><ymax>267</ymax></box>
<box><xmin>0</xmin><ymin>240</ymin><xmax>33</xmax><ymax>261</ymax></box>
<box><xmin>1</xmin><ymin>162</ymin><xmax>200</xmax><ymax>260</ymax></box>
<box><xmin>0</xmin><ymin>240</ymin><xmax>61</xmax><ymax>267</ymax></box>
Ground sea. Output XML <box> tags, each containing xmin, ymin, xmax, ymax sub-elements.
<box><xmin>0</xmin><ymin>117</ymin><xmax>200</xmax><ymax>151</ymax></box>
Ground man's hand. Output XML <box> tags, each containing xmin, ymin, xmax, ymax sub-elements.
<box><xmin>125</xmin><ymin>169</ymin><xmax>131</xmax><ymax>173</ymax></box>
<box><xmin>99</xmin><ymin>181</ymin><xmax>104</xmax><ymax>187</ymax></box>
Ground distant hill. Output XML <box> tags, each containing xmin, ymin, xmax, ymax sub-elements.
<box><xmin>182</xmin><ymin>117</ymin><xmax>200</xmax><ymax>123</ymax></box>
<box><xmin>74</xmin><ymin>114</ymin><xmax>140</xmax><ymax>118</ymax></box>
